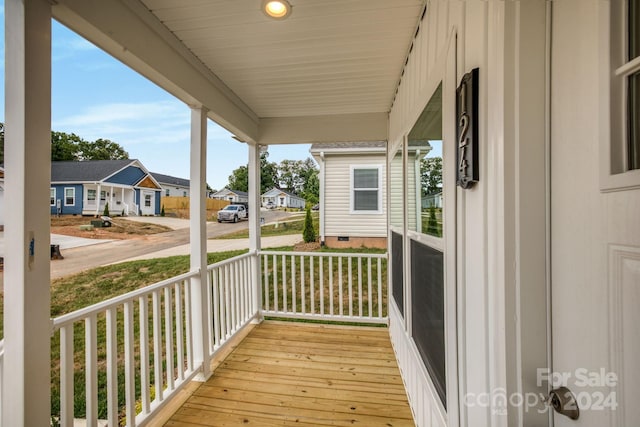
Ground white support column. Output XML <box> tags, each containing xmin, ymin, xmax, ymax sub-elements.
<box><xmin>3</xmin><ymin>0</ymin><xmax>52</xmax><ymax>425</ymax></box>
<box><xmin>95</xmin><ymin>183</ymin><xmax>102</xmax><ymax>217</ymax></box>
<box><xmin>248</xmin><ymin>142</ymin><xmax>262</xmax><ymax>321</ymax></box>
<box><xmin>189</xmin><ymin>107</ymin><xmax>211</xmax><ymax>380</ymax></box>
<box><xmin>318</xmin><ymin>152</ymin><xmax>325</xmax><ymax>245</ymax></box>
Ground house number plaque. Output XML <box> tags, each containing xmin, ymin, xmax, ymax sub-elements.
<box><xmin>456</xmin><ymin>68</ymin><xmax>479</xmax><ymax>189</ymax></box>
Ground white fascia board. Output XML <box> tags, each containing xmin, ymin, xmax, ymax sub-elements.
<box><xmin>52</xmin><ymin>0</ymin><xmax>259</xmax><ymax>143</ymax></box>
<box><xmin>259</xmin><ymin>112</ymin><xmax>388</xmax><ymax>145</ymax></box>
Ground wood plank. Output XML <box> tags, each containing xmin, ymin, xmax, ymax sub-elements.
<box><xmin>164</xmin><ymin>321</ymin><xmax>415</xmax><ymax>427</ymax></box>
<box><xmin>197</xmin><ymin>376</ymin><xmax>410</xmax><ymax>405</ymax></box>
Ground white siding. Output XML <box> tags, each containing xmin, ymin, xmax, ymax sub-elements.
<box><xmin>324</xmin><ymin>154</ymin><xmax>386</xmax><ymax>237</ymax></box>
<box><xmin>162</xmin><ymin>185</ymin><xmax>189</xmax><ymax>197</ymax></box>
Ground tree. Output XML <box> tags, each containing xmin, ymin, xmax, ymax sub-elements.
<box><xmin>426</xmin><ymin>206</ymin><xmax>440</xmax><ymax>237</ymax></box>
<box><xmin>51</xmin><ymin>131</ymin><xmax>83</xmax><ymax>161</ymax></box>
<box><xmin>421</xmin><ymin>157</ymin><xmax>442</xmax><ymax>196</ymax></box>
<box><xmin>78</xmin><ymin>138</ymin><xmax>129</xmax><ymax>160</ymax></box>
<box><xmin>0</xmin><ymin>123</ymin><xmax>129</xmax><ymax>163</ymax></box>
<box><xmin>228</xmin><ymin>165</ymin><xmax>249</xmax><ymax>192</ymax></box>
<box><xmin>302</xmin><ymin>207</ymin><xmax>316</xmax><ymax>243</ymax></box>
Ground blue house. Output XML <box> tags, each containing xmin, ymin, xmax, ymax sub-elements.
<box><xmin>50</xmin><ymin>159</ymin><xmax>162</xmax><ymax>216</ymax></box>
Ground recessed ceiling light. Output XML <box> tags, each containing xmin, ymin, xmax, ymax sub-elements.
<box><xmin>262</xmin><ymin>0</ymin><xmax>292</xmax><ymax>20</ymax></box>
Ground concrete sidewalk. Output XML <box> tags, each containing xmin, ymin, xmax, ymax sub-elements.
<box><xmin>115</xmin><ymin>234</ymin><xmax>302</xmax><ymax>264</ymax></box>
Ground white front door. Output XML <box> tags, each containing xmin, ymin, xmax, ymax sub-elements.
<box><xmin>550</xmin><ymin>1</ymin><xmax>640</xmax><ymax>426</ymax></box>
<box><xmin>140</xmin><ymin>191</ymin><xmax>155</xmax><ymax>215</ymax></box>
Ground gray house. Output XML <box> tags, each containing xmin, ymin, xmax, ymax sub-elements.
<box><xmin>151</xmin><ymin>172</ymin><xmax>190</xmax><ymax>197</ymax></box>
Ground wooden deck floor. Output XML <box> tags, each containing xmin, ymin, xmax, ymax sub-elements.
<box><xmin>165</xmin><ymin>321</ymin><xmax>415</xmax><ymax>427</ymax></box>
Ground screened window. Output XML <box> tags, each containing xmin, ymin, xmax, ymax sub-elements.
<box><xmin>64</xmin><ymin>188</ymin><xmax>75</xmax><ymax>206</ymax></box>
<box><xmin>352</xmin><ymin>166</ymin><xmax>381</xmax><ymax>212</ymax></box>
<box><xmin>144</xmin><ymin>194</ymin><xmax>152</xmax><ymax>207</ymax></box>
<box><xmin>166</xmin><ymin>189</ymin><xmax>170</xmax><ymax>196</ymax></box>
<box><xmin>50</xmin><ymin>188</ymin><xmax>56</xmax><ymax>206</ymax></box>
<box><xmin>87</xmin><ymin>189</ymin><xmax>96</xmax><ymax>202</ymax></box>
<box><xmin>100</xmin><ymin>191</ymin><xmax>106</xmax><ymax>202</ymax></box>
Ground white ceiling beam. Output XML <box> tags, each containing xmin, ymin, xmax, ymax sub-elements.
<box><xmin>258</xmin><ymin>113</ymin><xmax>388</xmax><ymax>145</ymax></box>
<box><xmin>52</xmin><ymin>0</ymin><xmax>259</xmax><ymax>143</ymax></box>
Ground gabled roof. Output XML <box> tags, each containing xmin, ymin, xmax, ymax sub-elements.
<box><xmin>51</xmin><ymin>160</ymin><xmax>135</xmax><ymax>182</ymax></box>
<box><xmin>213</xmin><ymin>188</ymin><xmax>248</xmax><ymax>197</ymax></box>
<box><xmin>310</xmin><ymin>141</ymin><xmax>387</xmax><ymax>155</ymax></box>
<box><xmin>262</xmin><ymin>187</ymin><xmax>304</xmax><ymax>199</ymax></box>
<box><xmin>150</xmin><ymin>172</ymin><xmax>190</xmax><ymax>188</ymax></box>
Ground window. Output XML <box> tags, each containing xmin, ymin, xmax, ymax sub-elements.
<box><xmin>183</xmin><ymin>190</ymin><xmax>187</xmax><ymax>197</ymax></box>
<box><xmin>50</xmin><ymin>188</ymin><xmax>56</xmax><ymax>206</ymax></box>
<box><xmin>144</xmin><ymin>194</ymin><xmax>152</xmax><ymax>207</ymax></box>
<box><xmin>87</xmin><ymin>189</ymin><xmax>96</xmax><ymax>202</ymax></box>
<box><xmin>351</xmin><ymin>166</ymin><xmax>381</xmax><ymax>213</ymax></box>
<box><xmin>100</xmin><ymin>190</ymin><xmax>106</xmax><ymax>202</ymax></box>
<box><xmin>628</xmin><ymin>0</ymin><xmax>640</xmax><ymax>170</ymax></box>
<box><xmin>64</xmin><ymin>187</ymin><xmax>75</xmax><ymax>206</ymax></box>
<box><xmin>166</xmin><ymin>189</ymin><xmax>170</xmax><ymax>196</ymax></box>
<box><xmin>607</xmin><ymin>0</ymin><xmax>640</xmax><ymax>188</ymax></box>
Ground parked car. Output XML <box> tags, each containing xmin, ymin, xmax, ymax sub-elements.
<box><xmin>217</xmin><ymin>204</ymin><xmax>248</xmax><ymax>223</ymax></box>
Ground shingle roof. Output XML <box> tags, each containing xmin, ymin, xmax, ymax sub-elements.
<box><xmin>262</xmin><ymin>187</ymin><xmax>303</xmax><ymax>199</ymax></box>
<box><xmin>51</xmin><ymin>160</ymin><xmax>134</xmax><ymax>182</ymax></box>
<box><xmin>150</xmin><ymin>172</ymin><xmax>190</xmax><ymax>188</ymax></box>
<box><xmin>309</xmin><ymin>141</ymin><xmax>386</xmax><ymax>152</ymax></box>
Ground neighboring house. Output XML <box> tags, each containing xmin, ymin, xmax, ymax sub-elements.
<box><xmin>422</xmin><ymin>192</ymin><xmax>442</xmax><ymax>209</ymax></box>
<box><xmin>261</xmin><ymin>188</ymin><xmax>306</xmax><ymax>209</ymax></box>
<box><xmin>211</xmin><ymin>188</ymin><xmax>248</xmax><ymax>203</ymax></box>
<box><xmin>50</xmin><ymin>159</ymin><xmax>162</xmax><ymax>216</ymax></box>
<box><xmin>310</xmin><ymin>141</ymin><xmax>387</xmax><ymax>249</ymax></box>
<box><xmin>151</xmin><ymin>172</ymin><xmax>190</xmax><ymax>197</ymax></box>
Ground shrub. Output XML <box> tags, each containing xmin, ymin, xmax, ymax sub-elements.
<box><xmin>426</xmin><ymin>206</ymin><xmax>440</xmax><ymax>237</ymax></box>
<box><xmin>302</xmin><ymin>207</ymin><xmax>316</xmax><ymax>243</ymax></box>
<box><xmin>160</xmin><ymin>204</ymin><xmax>165</xmax><ymax>217</ymax></box>
<box><xmin>103</xmin><ymin>202</ymin><xmax>110</xmax><ymax>217</ymax></box>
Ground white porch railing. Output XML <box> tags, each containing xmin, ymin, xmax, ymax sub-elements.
<box><xmin>0</xmin><ymin>250</ymin><xmax>387</xmax><ymax>426</ymax></box>
<box><xmin>51</xmin><ymin>270</ymin><xmax>199</xmax><ymax>427</ymax></box>
<box><xmin>206</xmin><ymin>253</ymin><xmax>258</xmax><ymax>356</ymax></box>
<box><xmin>260</xmin><ymin>251</ymin><xmax>388</xmax><ymax>324</ymax></box>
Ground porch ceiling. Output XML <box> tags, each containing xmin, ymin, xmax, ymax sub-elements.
<box><xmin>52</xmin><ymin>0</ymin><xmax>424</xmax><ymax>143</ymax></box>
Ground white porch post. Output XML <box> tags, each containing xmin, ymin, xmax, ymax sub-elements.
<box><xmin>248</xmin><ymin>142</ymin><xmax>262</xmax><ymax>320</ymax></box>
<box><xmin>3</xmin><ymin>0</ymin><xmax>52</xmax><ymax>425</ymax></box>
<box><xmin>189</xmin><ymin>107</ymin><xmax>211</xmax><ymax>380</ymax></box>
<box><xmin>95</xmin><ymin>183</ymin><xmax>102</xmax><ymax>216</ymax></box>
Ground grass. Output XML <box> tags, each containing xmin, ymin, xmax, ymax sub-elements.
<box><xmin>215</xmin><ymin>212</ymin><xmax>319</xmax><ymax>239</ymax></box>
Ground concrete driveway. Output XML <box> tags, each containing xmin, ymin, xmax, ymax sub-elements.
<box><xmin>122</xmin><ymin>216</ymin><xmax>190</xmax><ymax>230</ymax></box>
<box><xmin>0</xmin><ymin>232</ymin><xmax>113</xmax><ymax>258</ymax></box>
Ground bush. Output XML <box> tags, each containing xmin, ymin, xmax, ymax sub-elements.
<box><xmin>426</xmin><ymin>206</ymin><xmax>440</xmax><ymax>237</ymax></box>
<box><xmin>160</xmin><ymin>204</ymin><xmax>165</xmax><ymax>217</ymax></box>
<box><xmin>302</xmin><ymin>208</ymin><xmax>316</xmax><ymax>243</ymax></box>
<box><xmin>103</xmin><ymin>202</ymin><xmax>110</xmax><ymax>217</ymax></box>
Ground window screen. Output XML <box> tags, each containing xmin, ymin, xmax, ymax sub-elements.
<box><xmin>392</xmin><ymin>232</ymin><xmax>404</xmax><ymax>316</ymax></box>
<box><xmin>411</xmin><ymin>239</ymin><xmax>446</xmax><ymax>408</ymax></box>
<box><xmin>353</xmin><ymin>168</ymin><xmax>379</xmax><ymax>211</ymax></box>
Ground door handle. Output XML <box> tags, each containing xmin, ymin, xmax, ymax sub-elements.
<box><xmin>546</xmin><ymin>386</ymin><xmax>580</xmax><ymax>420</ymax></box>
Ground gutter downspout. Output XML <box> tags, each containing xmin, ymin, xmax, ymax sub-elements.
<box><xmin>319</xmin><ymin>152</ymin><xmax>325</xmax><ymax>246</ymax></box>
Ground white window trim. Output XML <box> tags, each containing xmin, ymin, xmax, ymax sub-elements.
<box><xmin>50</xmin><ymin>188</ymin><xmax>56</xmax><ymax>206</ymax></box>
<box><xmin>350</xmin><ymin>164</ymin><xmax>383</xmax><ymax>214</ymax></box>
<box><xmin>602</xmin><ymin>0</ymin><xmax>640</xmax><ymax>191</ymax></box>
<box><xmin>64</xmin><ymin>187</ymin><xmax>75</xmax><ymax>206</ymax></box>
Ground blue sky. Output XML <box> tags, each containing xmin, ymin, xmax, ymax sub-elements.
<box><xmin>0</xmin><ymin>2</ymin><xmax>313</xmax><ymax>190</ymax></box>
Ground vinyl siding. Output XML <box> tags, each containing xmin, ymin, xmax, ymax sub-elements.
<box><xmin>50</xmin><ymin>184</ymin><xmax>83</xmax><ymax>215</ymax></box>
<box><xmin>324</xmin><ymin>154</ymin><xmax>386</xmax><ymax>237</ymax></box>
